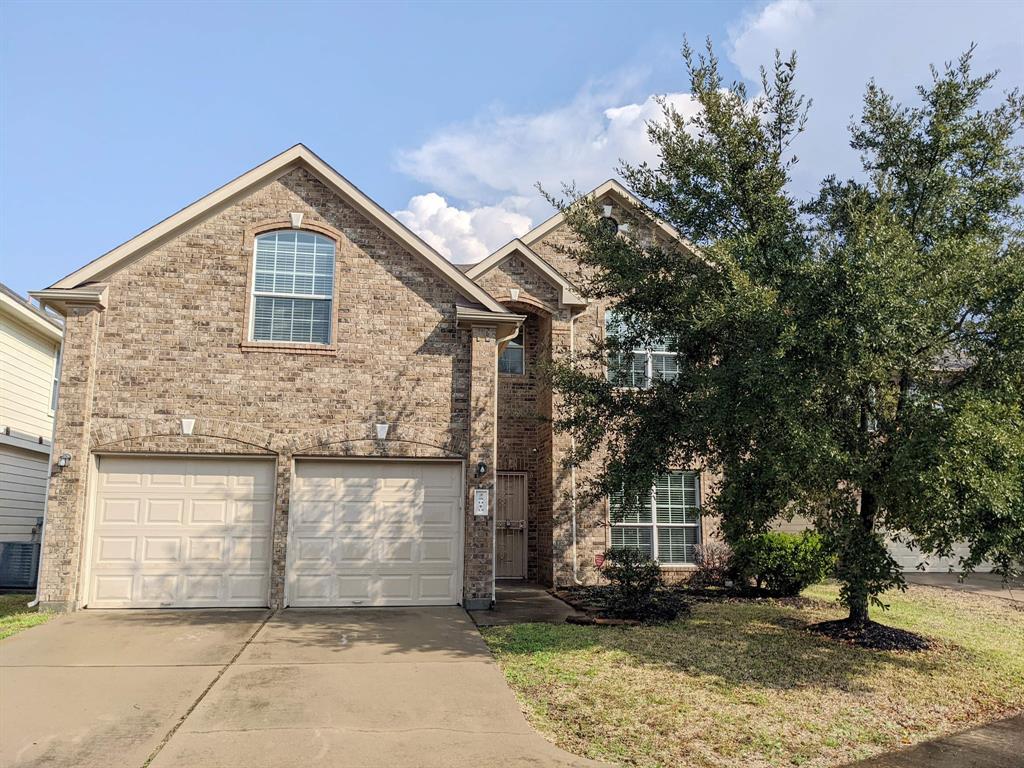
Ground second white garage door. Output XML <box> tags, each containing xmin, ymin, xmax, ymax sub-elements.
<box><xmin>288</xmin><ymin>460</ymin><xmax>462</xmax><ymax>606</ymax></box>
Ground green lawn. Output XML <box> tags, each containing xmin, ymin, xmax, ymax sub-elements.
<box><xmin>0</xmin><ymin>593</ymin><xmax>51</xmax><ymax>640</ymax></box>
<box><xmin>482</xmin><ymin>583</ymin><xmax>1024</xmax><ymax>767</ymax></box>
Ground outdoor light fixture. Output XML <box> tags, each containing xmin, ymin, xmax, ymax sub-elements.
<box><xmin>474</xmin><ymin>461</ymin><xmax>487</xmax><ymax>478</ymax></box>
<box><xmin>375</xmin><ymin>422</ymin><xmax>389</xmax><ymax>440</ymax></box>
<box><xmin>57</xmin><ymin>453</ymin><xmax>71</xmax><ymax>469</ymax></box>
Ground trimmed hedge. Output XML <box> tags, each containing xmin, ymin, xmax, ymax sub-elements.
<box><xmin>729</xmin><ymin>531</ymin><xmax>834</xmax><ymax>596</ymax></box>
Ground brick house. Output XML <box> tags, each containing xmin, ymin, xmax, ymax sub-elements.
<box><xmin>31</xmin><ymin>145</ymin><xmax>717</xmax><ymax>612</ymax></box>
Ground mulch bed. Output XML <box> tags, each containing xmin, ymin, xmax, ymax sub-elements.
<box><xmin>558</xmin><ymin>585</ymin><xmax>932</xmax><ymax>650</ymax></box>
<box><xmin>808</xmin><ymin>618</ymin><xmax>932</xmax><ymax>651</ymax></box>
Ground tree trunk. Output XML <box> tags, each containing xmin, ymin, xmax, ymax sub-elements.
<box><xmin>847</xmin><ymin>486</ymin><xmax>878</xmax><ymax>624</ymax></box>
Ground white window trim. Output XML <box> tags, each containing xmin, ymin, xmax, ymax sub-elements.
<box><xmin>604</xmin><ymin>309</ymin><xmax>679</xmax><ymax>389</ymax></box>
<box><xmin>609</xmin><ymin>471</ymin><xmax>701</xmax><ymax>566</ymax></box>
<box><xmin>499</xmin><ymin>326</ymin><xmax>526</xmax><ymax>376</ymax></box>
<box><xmin>248</xmin><ymin>230</ymin><xmax>335</xmax><ymax>345</ymax></box>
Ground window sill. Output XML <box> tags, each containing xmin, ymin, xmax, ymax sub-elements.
<box><xmin>659</xmin><ymin>563</ymin><xmax>697</xmax><ymax>570</ymax></box>
<box><xmin>240</xmin><ymin>341</ymin><xmax>337</xmax><ymax>355</ymax></box>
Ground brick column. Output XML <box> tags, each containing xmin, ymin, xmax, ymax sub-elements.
<box><xmin>37</xmin><ymin>305</ymin><xmax>102</xmax><ymax>611</ymax></box>
<box><xmin>463</xmin><ymin>325</ymin><xmax>497</xmax><ymax>609</ymax></box>
<box><xmin>269</xmin><ymin>453</ymin><xmax>291</xmax><ymax>608</ymax></box>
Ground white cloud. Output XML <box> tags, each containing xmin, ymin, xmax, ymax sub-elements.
<box><xmin>393</xmin><ymin>88</ymin><xmax>700</xmax><ymax>262</ymax></box>
<box><xmin>393</xmin><ymin>193</ymin><xmax>532</xmax><ymax>264</ymax></box>
<box><xmin>727</xmin><ymin>0</ymin><xmax>1024</xmax><ymax>196</ymax></box>
<box><xmin>393</xmin><ymin>0</ymin><xmax>1022</xmax><ymax>262</ymax></box>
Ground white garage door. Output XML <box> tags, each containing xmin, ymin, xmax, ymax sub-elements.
<box><xmin>887</xmin><ymin>537</ymin><xmax>993</xmax><ymax>573</ymax></box>
<box><xmin>288</xmin><ymin>460</ymin><xmax>462</xmax><ymax>607</ymax></box>
<box><xmin>87</xmin><ymin>456</ymin><xmax>275</xmax><ymax>608</ymax></box>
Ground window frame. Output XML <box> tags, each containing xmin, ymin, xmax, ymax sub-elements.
<box><xmin>609</xmin><ymin>471</ymin><xmax>702</xmax><ymax>567</ymax></box>
<box><xmin>241</xmin><ymin>220</ymin><xmax>342</xmax><ymax>354</ymax></box>
<box><xmin>498</xmin><ymin>324</ymin><xmax>526</xmax><ymax>376</ymax></box>
<box><xmin>604</xmin><ymin>309</ymin><xmax>679</xmax><ymax>388</ymax></box>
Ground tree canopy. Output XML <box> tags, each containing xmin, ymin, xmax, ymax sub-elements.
<box><xmin>550</xmin><ymin>40</ymin><xmax>1024</xmax><ymax>621</ymax></box>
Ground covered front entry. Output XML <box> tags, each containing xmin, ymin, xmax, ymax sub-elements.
<box><xmin>287</xmin><ymin>459</ymin><xmax>463</xmax><ymax>606</ymax></box>
<box><xmin>86</xmin><ymin>455</ymin><xmax>275</xmax><ymax>608</ymax></box>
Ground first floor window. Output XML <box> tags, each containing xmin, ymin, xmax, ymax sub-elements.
<box><xmin>605</xmin><ymin>309</ymin><xmax>679</xmax><ymax>387</ymax></box>
<box><xmin>609</xmin><ymin>471</ymin><xmax>700</xmax><ymax>564</ymax></box>
<box><xmin>499</xmin><ymin>325</ymin><xmax>525</xmax><ymax>374</ymax></box>
<box><xmin>251</xmin><ymin>230</ymin><xmax>335</xmax><ymax>344</ymax></box>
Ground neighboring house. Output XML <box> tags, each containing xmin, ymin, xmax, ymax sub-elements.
<box><xmin>0</xmin><ymin>282</ymin><xmax>63</xmax><ymax>588</ymax></box>
<box><xmin>29</xmin><ymin>144</ymin><xmax>967</xmax><ymax>613</ymax></box>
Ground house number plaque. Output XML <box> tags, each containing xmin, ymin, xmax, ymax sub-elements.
<box><xmin>473</xmin><ymin>488</ymin><xmax>489</xmax><ymax>516</ymax></box>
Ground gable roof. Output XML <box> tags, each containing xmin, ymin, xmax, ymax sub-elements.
<box><xmin>46</xmin><ymin>144</ymin><xmax>510</xmax><ymax>315</ymax></box>
<box><xmin>464</xmin><ymin>239</ymin><xmax>587</xmax><ymax>307</ymax></box>
<box><xmin>519</xmin><ymin>179</ymin><xmax>697</xmax><ymax>256</ymax></box>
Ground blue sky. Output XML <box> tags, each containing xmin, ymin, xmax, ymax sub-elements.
<box><xmin>1</xmin><ymin>1</ymin><xmax>1021</xmax><ymax>296</ymax></box>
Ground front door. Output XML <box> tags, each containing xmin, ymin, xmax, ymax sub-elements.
<box><xmin>496</xmin><ymin>472</ymin><xmax>527</xmax><ymax>578</ymax></box>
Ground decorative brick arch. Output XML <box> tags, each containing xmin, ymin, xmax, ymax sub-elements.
<box><xmin>90</xmin><ymin>417</ymin><xmax>278</xmax><ymax>453</ymax></box>
<box><xmin>286</xmin><ymin>421</ymin><xmax>467</xmax><ymax>458</ymax></box>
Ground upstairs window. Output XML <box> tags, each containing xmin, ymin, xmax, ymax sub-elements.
<box><xmin>499</xmin><ymin>326</ymin><xmax>525</xmax><ymax>375</ymax></box>
<box><xmin>251</xmin><ymin>230</ymin><xmax>335</xmax><ymax>344</ymax></box>
<box><xmin>609</xmin><ymin>472</ymin><xmax>701</xmax><ymax>565</ymax></box>
<box><xmin>605</xmin><ymin>309</ymin><xmax>679</xmax><ymax>388</ymax></box>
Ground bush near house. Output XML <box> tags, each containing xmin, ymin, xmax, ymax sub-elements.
<box><xmin>729</xmin><ymin>531</ymin><xmax>834</xmax><ymax>596</ymax></box>
<box><xmin>601</xmin><ymin>548</ymin><xmax>688</xmax><ymax>623</ymax></box>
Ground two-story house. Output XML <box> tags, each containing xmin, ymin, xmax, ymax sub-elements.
<box><xmin>30</xmin><ymin>145</ymin><xmax>719</xmax><ymax>611</ymax></box>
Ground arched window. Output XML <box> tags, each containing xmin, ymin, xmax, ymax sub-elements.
<box><xmin>250</xmin><ymin>230</ymin><xmax>335</xmax><ymax>344</ymax></box>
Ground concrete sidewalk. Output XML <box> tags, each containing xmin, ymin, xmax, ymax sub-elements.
<box><xmin>905</xmin><ymin>572</ymin><xmax>1023</xmax><ymax>602</ymax></box>
<box><xmin>1</xmin><ymin>607</ymin><xmax>601</xmax><ymax>768</ymax></box>
<box><xmin>469</xmin><ymin>581</ymin><xmax>585</xmax><ymax>627</ymax></box>
<box><xmin>845</xmin><ymin>713</ymin><xmax>1024</xmax><ymax>768</ymax></box>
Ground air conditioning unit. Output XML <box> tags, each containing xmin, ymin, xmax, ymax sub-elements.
<box><xmin>0</xmin><ymin>542</ymin><xmax>40</xmax><ymax>590</ymax></box>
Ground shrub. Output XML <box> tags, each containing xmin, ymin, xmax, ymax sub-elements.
<box><xmin>729</xmin><ymin>531</ymin><xmax>834</xmax><ymax>596</ymax></box>
<box><xmin>601</xmin><ymin>548</ymin><xmax>687</xmax><ymax>623</ymax></box>
<box><xmin>690</xmin><ymin>542</ymin><xmax>732</xmax><ymax>587</ymax></box>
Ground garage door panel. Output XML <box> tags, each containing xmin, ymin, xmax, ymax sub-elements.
<box><xmin>95</xmin><ymin>537</ymin><xmax>137</xmax><ymax>563</ymax></box>
<box><xmin>100</xmin><ymin>498</ymin><xmax>141</xmax><ymax>524</ymax></box>
<box><xmin>146</xmin><ymin>499</ymin><xmax>185</xmax><ymax>524</ymax></box>
<box><xmin>187</xmin><ymin>537</ymin><xmax>225</xmax><ymax>562</ymax></box>
<box><xmin>87</xmin><ymin>457</ymin><xmax>274</xmax><ymax>608</ymax></box>
<box><xmin>288</xmin><ymin>460</ymin><xmax>461</xmax><ymax>607</ymax></box>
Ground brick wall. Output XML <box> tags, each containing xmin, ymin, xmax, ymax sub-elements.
<box><xmin>38</xmin><ymin>167</ymin><xmax>497</xmax><ymax>610</ymax></box>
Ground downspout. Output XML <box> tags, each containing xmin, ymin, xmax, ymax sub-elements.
<box><xmin>493</xmin><ymin>321</ymin><xmax>522</xmax><ymax>606</ymax></box>
<box><xmin>568</xmin><ymin>306</ymin><xmax>587</xmax><ymax>585</ymax></box>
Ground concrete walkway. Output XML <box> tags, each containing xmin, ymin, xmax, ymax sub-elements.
<box><xmin>845</xmin><ymin>713</ymin><xmax>1024</xmax><ymax>768</ymax></box>
<box><xmin>1</xmin><ymin>607</ymin><xmax>602</xmax><ymax>768</ymax></box>
<box><xmin>469</xmin><ymin>581</ymin><xmax>585</xmax><ymax>627</ymax></box>
<box><xmin>905</xmin><ymin>572</ymin><xmax>1023</xmax><ymax>602</ymax></box>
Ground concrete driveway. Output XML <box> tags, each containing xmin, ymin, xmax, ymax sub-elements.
<box><xmin>1</xmin><ymin>607</ymin><xmax>600</xmax><ymax>768</ymax></box>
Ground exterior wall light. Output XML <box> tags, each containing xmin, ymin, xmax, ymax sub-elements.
<box><xmin>375</xmin><ymin>422</ymin><xmax>389</xmax><ymax>440</ymax></box>
<box><xmin>474</xmin><ymin>461</ymin><xmax>487</xmax><ymax>478</ymax></box>
<box><xmin>57</xmin><ymin>453</ymin><xmax>71</xmax><ymax>468</ymax></box>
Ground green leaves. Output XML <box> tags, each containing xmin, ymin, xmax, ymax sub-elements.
<box><xmin>550</xmin><ymin>41</ymin><xmax>1024</xmax><ymax>622</ymax></box>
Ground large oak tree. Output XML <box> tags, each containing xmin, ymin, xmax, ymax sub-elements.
<box><xmin>550</xmin><ymin>41</ymin><xmax>1024</xmax><ymax>622</ymax></box>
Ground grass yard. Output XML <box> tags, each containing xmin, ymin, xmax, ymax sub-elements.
<box><xmin>481</xmin><ymin>583</ymin><xmax>1024</xmax><ymax>767</ymax></box>
<box><xmin>0</xmin><ymin>593</ymin><xmax>50</xmax><ymax>640</ymax></box>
